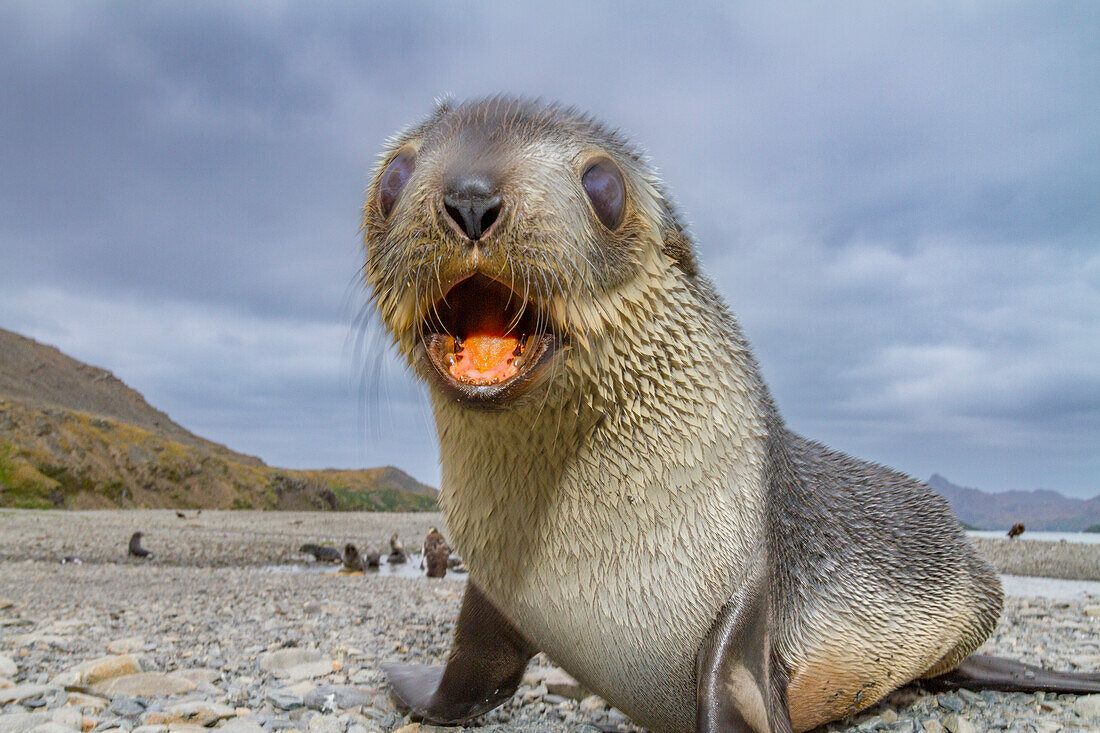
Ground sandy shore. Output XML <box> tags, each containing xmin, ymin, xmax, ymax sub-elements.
<box><xmin>1</xmin><ymin>510</ymin><xmax>1098</xmax><ymax>732</ymax></box>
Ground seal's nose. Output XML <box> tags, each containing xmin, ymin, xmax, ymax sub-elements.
<box><xmin>442</xmin><ymin>174</ymin><xmax>503</xmax><ymax>241</ymax></box>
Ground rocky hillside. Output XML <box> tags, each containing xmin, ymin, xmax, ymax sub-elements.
<box><xmin>0</xmin><ymin>328</ymin><xmax>436</xmax><ymax>511</ymax></box>
<box><xmin>927</xmin><ymin>473</ymin><xmax>1100</xmax><ymax>531</ymax></box>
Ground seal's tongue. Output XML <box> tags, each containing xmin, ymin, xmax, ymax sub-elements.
<box><xmin>449</xmin><ymin>335</ymin><xmax>520</xmax><ymax>385</ymax></box>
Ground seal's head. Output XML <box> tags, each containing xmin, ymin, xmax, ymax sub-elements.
<box><xmin>363</xmin><ymin>96</ymin><xmax>698</xmax><ymax>408</ymax></box>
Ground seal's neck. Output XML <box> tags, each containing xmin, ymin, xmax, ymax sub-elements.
<box><xmin>431</xmin><ymin>250</ymin><xmax>770</xmax><ymax>587</ymax></box>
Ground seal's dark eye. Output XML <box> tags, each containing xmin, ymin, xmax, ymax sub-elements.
<box><xmin>379</xmin><ymin>151</ymin><xmax>415</xmax><ymax>217</ymax></box>
<box><xmin>582</xmin><ymin>157</ymin><xmax>625</xmax><ymax>230</ymax></box>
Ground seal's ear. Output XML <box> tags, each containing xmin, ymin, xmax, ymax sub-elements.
<box><xmin>663</xmin><ymin>223</ymin><xmax>699</xmax><ymax>278</ymax></box>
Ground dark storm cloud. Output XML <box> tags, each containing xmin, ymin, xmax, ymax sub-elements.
<box><xmin>0</xmin><ymin>2</ymin><xmax>1097</xmax><ymax>495</ymax></box>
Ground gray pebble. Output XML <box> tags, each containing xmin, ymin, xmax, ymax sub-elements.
<box><xmin>267</xmin><ymin>688</ymin><xmax>304</xmax><ymax>710</ymax></box>
<box><xmin>108</xmin><ymin>699</ymin><xmax>146</xmax><ymax>717</ymax></box>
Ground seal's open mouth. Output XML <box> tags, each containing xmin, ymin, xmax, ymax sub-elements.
<box><xmin>420</xmin><ymin>274</ymin><xmax>558</xmax><ymax>402</ymax></box>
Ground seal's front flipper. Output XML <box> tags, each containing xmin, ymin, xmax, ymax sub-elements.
<box><xmin>697</xmin><ymin>582</ymin><xmax>792</xmax><ymax>733</ymax></box>
<box><xmin>925</xmin><ymin>653</ymin><xmax>1100</xmax><ymax>694</ymax></box>
<box><xmin>383</xmin><ymin>582</ymin><xmax>536</xmax><ymax>724</ymax></box>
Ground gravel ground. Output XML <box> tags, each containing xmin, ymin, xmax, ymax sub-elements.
<box><xmin>971</xmin><ymin>538</ymin><xmax>1100</xmax><ymax>582</ymax></box>
<box><xmin>1</xmin><ymin>510</ymin><xmax>1099</xmax><ymax>732</ymax></box>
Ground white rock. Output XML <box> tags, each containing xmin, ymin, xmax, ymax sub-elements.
<box><xmin>106</xmin><ymin>636</ymin><xmax>145</xmax><ymax>654</ymax></box>
<box><xmin>308</xmin><ymin>715</ymin><xmax>343</xmax><ymax>733</ymax></box>
<box><xmin>542</xmin><ymin>667</ymin><xmax>587</xmax><ymax>700</ymax></box>
<box><xmin>0</xmin><ymin>713</ymin><xmax>50</xmax><ymax>733</ymax></box>
<box><xmin>1074</xmin><ymin>694</ymin><xmax>1100</xmax><ymax>719</ymax></box>
<box><xmin>217</xmin><ymin>722</ymin><xmax>266</xmax><ymax>733</ymax></box>
<box><xmin>28</xmin><ymin>724</ymin><xmax>78</xmax><ymax>733</ymax></box>
<box><xmin>521</xmin><ymin>667</ymin><xmax>548</xmax><ymax>687</ymax></box>
<box><xmin>0</xmin><ymin>683</ymin><xmax>51</xmax><ymax>705</ymax></box>
<box><xmin>10</xmin><ymin>633</ymin><xmax>70</xmax><ymax>648</ymax></box>
<box><xmin>281</xmin><ymin>660</ymin><xmax>334</xmax><ymax>681</ymax></box>
<box><xmin>48</xmin><ymin>708</ymin><xmax>82</xmax><ymax>729</ymax></box>
<box><xmin>0</xmin><ymin>655</ymin><xmax>17</xmax><ymax>677</ymax></box>
<box><xmin>174</xmin><ymin>668</ymin><xmax>221</xmax><ymax>685</ymax></box>
<box><xmin>163</xmin><ymin>725</ymin><xmax>206</xmax><ymax>733</ymax></box>
<box><xmin>258</xmin><ymin>648</ymin><xmax>323</xmax><ymax>674</ymax></box>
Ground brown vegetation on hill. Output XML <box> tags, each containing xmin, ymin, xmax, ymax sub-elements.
<box><xmin>0</xmin><ymin>328</ymin><xmax>436</xmax><ymax>511</ymax></box>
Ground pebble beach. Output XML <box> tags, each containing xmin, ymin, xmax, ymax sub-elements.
<box><xmin>1</xmin><ymin>510</ymin><xmax>1098</xmax><ymax>733</ymax></box>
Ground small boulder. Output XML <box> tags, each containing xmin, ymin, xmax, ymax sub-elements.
<box><xmin>218</xmin><ymin>722</ymin><xmax>265</xmax><ymax>733</ymax></box>
<box><xmin>303</xmin><ymin>684</ymin><xmax>373</xmax><ymax>711</ymax></box>
<box><xmin>941</xmin><ymin>714</ymin><xmax>976</xmax><ymax>733</ymax></box>
<box><xmin>54</xmin><ymin>654</ymin><xmax>142</xmax><ymax>689</ymax></box>
<box><xmin>89</xmin><ymin>672</ymin><xmax>198</xmax><ymax>697</ymax></box>
<box><xmin>0</xmin><ymin>713</ymin><xmax>50</xmax><ymax>733</ymax></box>
<box><xmin>0</xmin><ymin>683</ymin><xmax>51</xmax><ymax>705</ymax></box>
<box><xmin>106</xmin><ymin>637</ymin><xmax>145</xmax><ymax>655</ymax></box>
<box><xmin>0</xmin><ymin>655</ymin><xmax>17</xmax><ymax>677</ymax></box>
<box><xmin>143</xmin><ymin>701</ymin><xmax>236</xmax><ymax>727</ymax></box>
<box><xmin>24</xmin><ymin>723</ymin><xmax>76</xmax><ymax>733</ymax></box>
<box><xmin>542</xmin><ymin>667</ymin><xmax>588</xmax><ymax>700</ymax></box>
<box><xmin>266</xmin><ymin>687</ymin><xmax>304</xmax><ymax>710</ymax></box>
<box><xmin>1074</xmin><ymin>694</ymin><xmax>1100</xmax><ymax>719</ymax></box>
<box><xmin>63</xmin><ymin>692</ymin><xmax>109</xmax><ymax>712</ymax></box>
<box><xmin>258</xmin><ymin>648</ymin><xmax>323</xmax><ymax>674</ymax></box>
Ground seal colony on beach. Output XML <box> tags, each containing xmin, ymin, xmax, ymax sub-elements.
<box><xmin>363</xmin><ymin>97</ymin><xmax>1100</xmax><ymax>733</ymax></box>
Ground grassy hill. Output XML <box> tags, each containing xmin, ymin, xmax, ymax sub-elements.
<box><xmin>0</xmin><ymin>328</ymin><xmax>436</xmax><ymax>511</ymax></box>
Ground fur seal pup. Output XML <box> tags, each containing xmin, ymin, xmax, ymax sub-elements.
<box><xmin>127</xmin><ymin>531</ymin><xmax>151</xmax><ymax>559</ymax></box>
<box><xmin>364</xmin><ymin>97</ymin><xmax>1100</xmax><ymax>732</ymax></box>
<box><xmin>387</xmin><ymin>533</ymin><xmax>408</xmax><ymax>564</ymax></box>
<box><xmin>422</xmin><ymin>527</ymin><xmax>450</xmax><ymax>578</ymax></box>
<box><xmin>341</xmin><ymin>543</ymin><xmax>366</xmax><ymax>573</ymax></box>
<box><xmin>299</xmin><ymin>543</ymin><xmax>341</xmax><ymax>563</ymax></box>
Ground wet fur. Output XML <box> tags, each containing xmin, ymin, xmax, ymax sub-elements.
<box><xmin>364</xmin><ymin>97</ymin><xmax>1002</xmax><ymax>732</ymax></box>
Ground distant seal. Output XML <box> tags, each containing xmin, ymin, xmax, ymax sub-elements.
<box><xmin>299</xmin><ymin>543</ymin><xmax>341</xmax><ymax>563</ymax></box>
<box><xmin>422</xmin><ymin>527</ymin><xmax>450</xmax><ymax>579</ymax></box>
<box><xmin>341</xmin><ymin>543</ymin><xmax>365</xmax><ymax>573</ymax></box>
<box><xmin>127</xmin><ymin>531</ymin><xmax>151</xmax><ymax>559</ymax></box>
<box><xmin>387</xmin><ymin>533</ymin><xmax>407</xmax><ymax>564</ymax></box>
<box><xmin>365</xmin><ymin>97</ymin><xmax>1100</xmax><ymax>732</ymax></box>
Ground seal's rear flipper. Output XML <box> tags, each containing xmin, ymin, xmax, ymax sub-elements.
<box><xmin>383</xmin><ymin>582</ymin><xmax>536</xmax><ymax>724</ymax></box>
<box><xmin>697</xmin><ymin>581</ymin><xmax>793</xmax><ymax>733</ymax></box>
<box><xmin>925</xmin><ymin>654</ymin><xmax>1100</xmax><ymax>694</ymax></box>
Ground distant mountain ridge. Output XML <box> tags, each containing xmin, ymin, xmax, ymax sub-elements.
<box><xmin>926</xmin><ymin>473</ymin><xmax>1100</xmax><ymax>531</ymax></box>
<box><xmin>0</xmin><ymin>327</ymin><xmax>436</xmax><ymax>511</ymax></box>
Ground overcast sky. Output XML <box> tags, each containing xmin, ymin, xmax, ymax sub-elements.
<box><xmin>1</xmin><ymin>3</ymin><xmax>1097</xmax><ymax>497</ymax></box>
